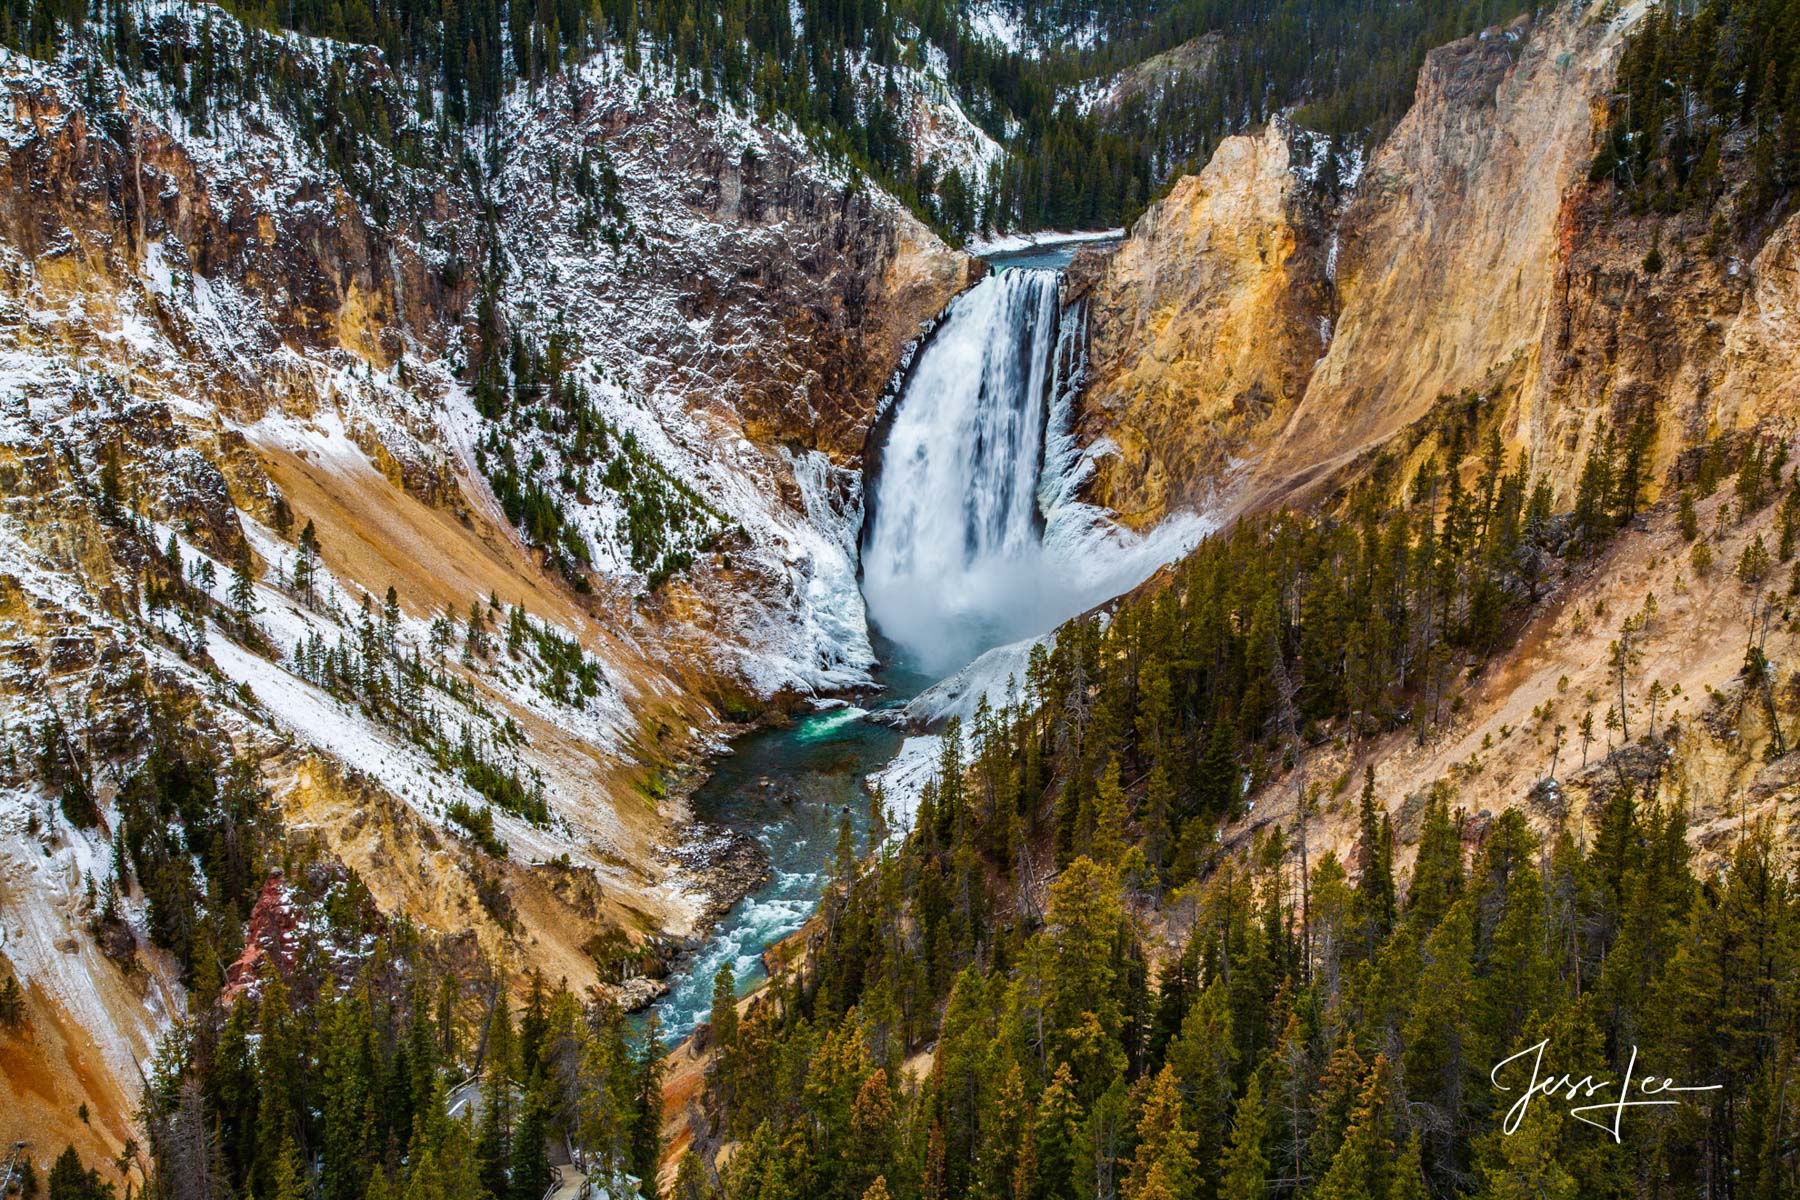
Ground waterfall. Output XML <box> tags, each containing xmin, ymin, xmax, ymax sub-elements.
<box><xmin>862</xmin><ymin>266</ymin><xmax>1211</xmax><ymax>678</ymax></box>
<box><xmin>860</xmin><ymin>269</ymin><xmax>1059</xmax><ymax>674</ymax></box>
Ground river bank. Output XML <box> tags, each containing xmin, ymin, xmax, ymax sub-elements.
<box><xmin>643</xmin><ymin>651</ymin><xmax>934</xmax><ymax>1041</ymax></box>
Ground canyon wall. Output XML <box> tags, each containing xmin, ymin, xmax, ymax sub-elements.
<box><xmin>0</xmin><ymin>14</ymin><xmax>969</xmax><ymax>1157</ymax></box>
<box><xmin>1072</xmin><ymin>0</ymin><xmax>1800</xmax><ymax>520</ymax></box>
<box><xmin>1065</xmin><ymin>119</ymin><xmax>1333</xmax><ymax>528</ymax></box>
<box><xmin>1069</xmin><ymin>0</ymin><xmax>1800</xmax><ymax>976</ymax></box>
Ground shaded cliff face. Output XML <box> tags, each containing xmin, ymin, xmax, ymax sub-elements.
<box><xmin>0</xmin><ymin>74</ymin><xmax>465</xmax><ymax>369</ymax></box>
<box><xmin>478</xmin><ymin>63</ymin><xmax>972</xmax><ymax>697</ymax></box>
<box><xmin>487</xmin><ymin>78</ymin><xmax>972</xmax><ymax>466</ymax></box>
<box><xmin>1065</xmin><ymin>120</ymin><xmax>1335</xmax><ymax>528</ymax></box>
<box><xmin>1523</xmin><ymin>180</ymin><xmax>1800</xmax><ymax>502</ymax></box>
<box><xmin>1258</xmin><ymin>6</ymin><xmax>1638</xmax><ymax>506</ymax></box>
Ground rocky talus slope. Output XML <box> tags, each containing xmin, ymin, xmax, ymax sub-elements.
<box><xmin>0</xmin><ymin>9</ymin><xmax>970</xmax><ymax>1158</ymax></box>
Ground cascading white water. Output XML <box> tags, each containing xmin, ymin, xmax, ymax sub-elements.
<box><xmin>857</xmin><ymin>270</ymin><xmax>1054</xmax><ymax>672</ymax></box>
<box><xmin>656</xmin><ymin>255</ymin><xmax>1205</xmax><ymax>1043</ymax></box>
<box><xmin>862</xmin><ymin>268</ymin><xmax>1207</xmax><ymax>677</ymax></box>
<box><xmin>860</xmin><ymin>269</ymin><xmax>1062</xmax><ymax>675</ymax></box>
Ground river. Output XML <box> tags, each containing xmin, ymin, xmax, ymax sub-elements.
<box><xmin>648</xmin><ymin>649</ymin><xmax>933</xmax><ymax>1040</ymax></box>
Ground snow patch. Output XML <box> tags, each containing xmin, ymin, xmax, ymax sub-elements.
<box><xmin>867</xmin><ymin>736</ymin><xmax>941</xmax><ymax>837</ymax></box>
<box><xmin>968</xmin><ymin>228</ymin><xmax>1124</xmax><ymax>256</ymax></box>
<box><xmin>901</xmin><ymin>632</ymin><xmax>1048</xmax><ymax>728</ymax></box>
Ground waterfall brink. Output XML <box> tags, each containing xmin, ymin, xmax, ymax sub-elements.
<box><xmin>862</xmin><ymin>267</ymin><xmax>1211</xmax><ymax>678</ymax></box>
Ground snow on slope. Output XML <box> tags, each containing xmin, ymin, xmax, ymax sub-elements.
<box><xmin>0</xmin><ymin>0</ymin><xmax>952</xmax><ymax>886</ymax></box>
<box><xmin>869</xmin><ymin>735</ymin><xmax>942</xmax><ymax>837</ymax></box>
<box><xmin>9</xmin><ymin>0</ymin><xmax>969</xmax><ymax>703</ymax></box>
<box><xmin>0</xmin><ymin>2</ymin><xmax>937</xmax><ymax>1114</ymax></box>
<box><xmin>0</xmin><ymin>782</ymin><xmax>187</xmax><ymax>1089</ymax></box>
<box><xmin>874</xmin><ymin>37</ymin><xmax>1007</xmax><ymax>188</ymax></box>
<box><xmin>966</xmin><ymin>1</ymin><xmax>1106</xmax><ymax>58</ymax></box>
<box><xmin>0</xmin><ymin>0</ymin><xmax>971</xmax><ymax>1055</ymax></box>
<box><xmin>967</xmin><ymin>227</ymin><xmax>1125</xmax><ymax>255</ymax></box>
<box><xmin>0</xmin><ymin>1</ymin><xmax>974</xmax><ymax>1146</ymax></box>
<box><xmin>480</xmin><ymin>48</ymin><xmax>970</xmax><ymax>696</ymax></box>
<box><xmin>900</xmin><ymin>632</ymin><xmax>1047</xmax><ymax>728</ymax></box>
<box><xmin>4</xmin><ymin>0</ymin><xmax>967</xmax><ymax>704</ymax></box>
<box><xmin>968</xmin><ymin>2</ymin><xmax>1029</xmax><ymax>52</ymax></box>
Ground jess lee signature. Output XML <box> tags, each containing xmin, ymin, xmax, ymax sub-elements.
<box><xmin>1491</xmin><ymin>1040</ymin><xmax>1722</xmax><ymax>1143</ymax></box>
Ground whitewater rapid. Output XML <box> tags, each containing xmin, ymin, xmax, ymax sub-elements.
<box><xmin>860</xmin><ymin>267</ymin><xmax>1207</xmax><ymax>676</ymax></box>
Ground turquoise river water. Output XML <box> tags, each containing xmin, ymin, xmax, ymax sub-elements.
<box><xmin>647</xmin><ymin>654</ymin><xmax>934</xmax><ymax>1040</ymax></box>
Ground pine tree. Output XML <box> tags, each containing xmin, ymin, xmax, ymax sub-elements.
<box><xmin>867</xmin><ymin>781</ymin><xmax>890</xmax><ymax>851</ymax></box>
<box><xmin>709</xmin><ymin>961</ymin><xmax>739</xmax><ymax>1052</ymax></box>
<box><xmin>320</xmin><ymin>992</ymin><xmax>376</xmax><ymax>1200</ymax></box>
<box><xmin>1739</xmin><ymin>533</ymin><xmax>1774</xmax><ymax>586</ymax></box>
<box><xmin>576</xmin><ymin>1008</ymin><xmax>631</xmax><ymax>1177</ymax></box>
<box><xmin>364</xmin><ymin>1167</ymin><xmax>398</xmax><ymax>1200</ymax></box>
<box><xmin>1090</xmin><ymin>756</ymin><xmax>1127</xmax><ymax>869</ymax></box>
<box><xmin>47</xmin><ymin>1147</ymin><xmax>111</xmax><ymax>1200</ymax></box>
<box><xmin>1197</xmin><ymin>712</ymin><xmax>1238</xmax><ymax>819</ymax></box>
<box><xmin>630</xmin><ymin>1017</ymin><xmax>665</xmax><ymax>1200</ymax></box>
<box><xmin>936</xmin><ymin>968</ymin><xmax>990</xmax><ymax>1194</ymax></box>
<box><xmin>1474</xmin><ymin>813</ymin><xmax>1556</xmax><ymax>1049</ymax></box>
<box><xmin>846</xmin><ymin>1070</ymin><xmax>897</xmax><ymax>1198</ymax></box>
<box><xmin>270</xmin><ymin>1139</ymin><xmax>305</xmax><ymax>1200</ymax></box>
<box><xmin>1219</xmin><ymin>1072</ymin><xmax>1269</xmax><ymax>1200</ymax></box>
<box><xmin>384</xmin><ymin>587</ymin><xmax>402</xmax><ymax>650</ymax></box>
<box><xmin>403</xmin><ymin>1101</ymin><xmax>487</xmax><ymax>1200</ymax></box>
<box><xmin>1474</xmin><ymin>1101</ymin><xmax>1576</xmax><ymax>1200</ymax></box>
<box><xmin>507</xmin><ymin>1081</ymin><xmax>552</xmax><ymax>1200</ymax></box>
<box><xmin>1678</xmin><ymin>488</ymin><xmax>1700</xmax><ymax>540</ymax></box>
<box><xmin>294</xmin><ymin>519</ymin><xmax>321</xmax><ymax>605</ymax></box>
<box><xmin>1352</xmin><ymin>766</ymin><xmax>1396</xmax><ymax>945</ymax></box>
<box><xmin>230</xmin><ymin>541</ymin><xmax>257</xmax><ymax>618</ymax></box>
<box><xmin>1030</xmin><ymin>1063</ymin><xmax>1082</xmax><ymax>1200</ymax></box>
<box><xmin>1404</xmin><ymin>797</ymin><xmax>1464</xmax><ymax>933</ymax></box>
<box><xmin>1313</xmin><ymin>1055</ymin><xmax>1394</xmax><ymax>1200</ymax></box>
<box><xmin>1044</xmin><ymin>857</ymin><xmax>1127</xmax><ymax>1095</ymax></box>
<box><xmin>1389</xmin><ymin>1133</ymin><xmax>1429</xmax><ymax>1200</ymax></box>
<box><xmin>0</xmin><ymin>972</ymin><xmax>26</xmax><ymax>1028</ymax></box>
<box><xmin>670</xmin><ymin>1153</ymin><xmax>713</xmax><ymax>1200</ymax></box>
<box><xmin>1143</xmin><ymin>764</ymin><xmax>1173</xmax><ymax>878</ymax></box>
<box><xmin>253</xmin><ymin>974</ymin><xmax>301</xmax><ymax>1200</ymax></box>
<box><xmin>476</xmin><ymin>991</ymin><xmax>516</xmax><ymax>1199</ymax></box>
<box><xmin>1168</xmin><ymin>978</ymin><xmax>1237</xmax><ymax>1180</ymax></box>
<box><xmin>98</xmin><ymin>441</ymin><xmax>125</xmax><ymax>519</ymax></box>
<box><xmin>1122</xmin><ymin>1066</ymin><xmax>1196</xmax><ymax>1200</ymax></box>
<box><xmin>833</xmin><ymin>809</ymin><xmax>859</xmax><ymax>889</ymax></box>
<box><xmin>519</xmin><ymin>971</ymin><xmax>549</xmax><ymax>1084</ymax></box>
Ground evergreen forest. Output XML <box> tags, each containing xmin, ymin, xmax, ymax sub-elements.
<box><xmin>665</xmin><ymin>423</ymin><xmax>1800</xmax><ymax>1199</ymax></box>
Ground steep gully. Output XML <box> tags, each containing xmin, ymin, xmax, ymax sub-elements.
<box><xmin>650</xmin><ymin>239</ymin><xmax>1203</xmax><ymax>1040</ymax></box>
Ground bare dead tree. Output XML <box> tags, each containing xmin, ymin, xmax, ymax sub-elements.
<box><xmin>141</xmin><ymin>1075</ymin><xmax>227</xmax><ymax>1200</ymax></box>
<box><xmin>1267</xmin><ymin>625</ymin><xmax>1311</xmax><ymax>981</ymax></box>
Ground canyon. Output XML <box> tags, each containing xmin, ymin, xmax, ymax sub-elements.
<box><xmin>0</xmin><ymin>9</ymin><xmax>981</xmax><ymax>1159</ymax></box>
<box><xmin>3</xmin><ymin>0</ymin><xmax>1800</xmax><ymax>1188</ymax></box>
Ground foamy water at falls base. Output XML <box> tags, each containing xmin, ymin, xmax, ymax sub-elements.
<box><xmin>861</xmin><ymin>267</ymin><xmax>1205</xmax><ymax>676</ymax></box>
